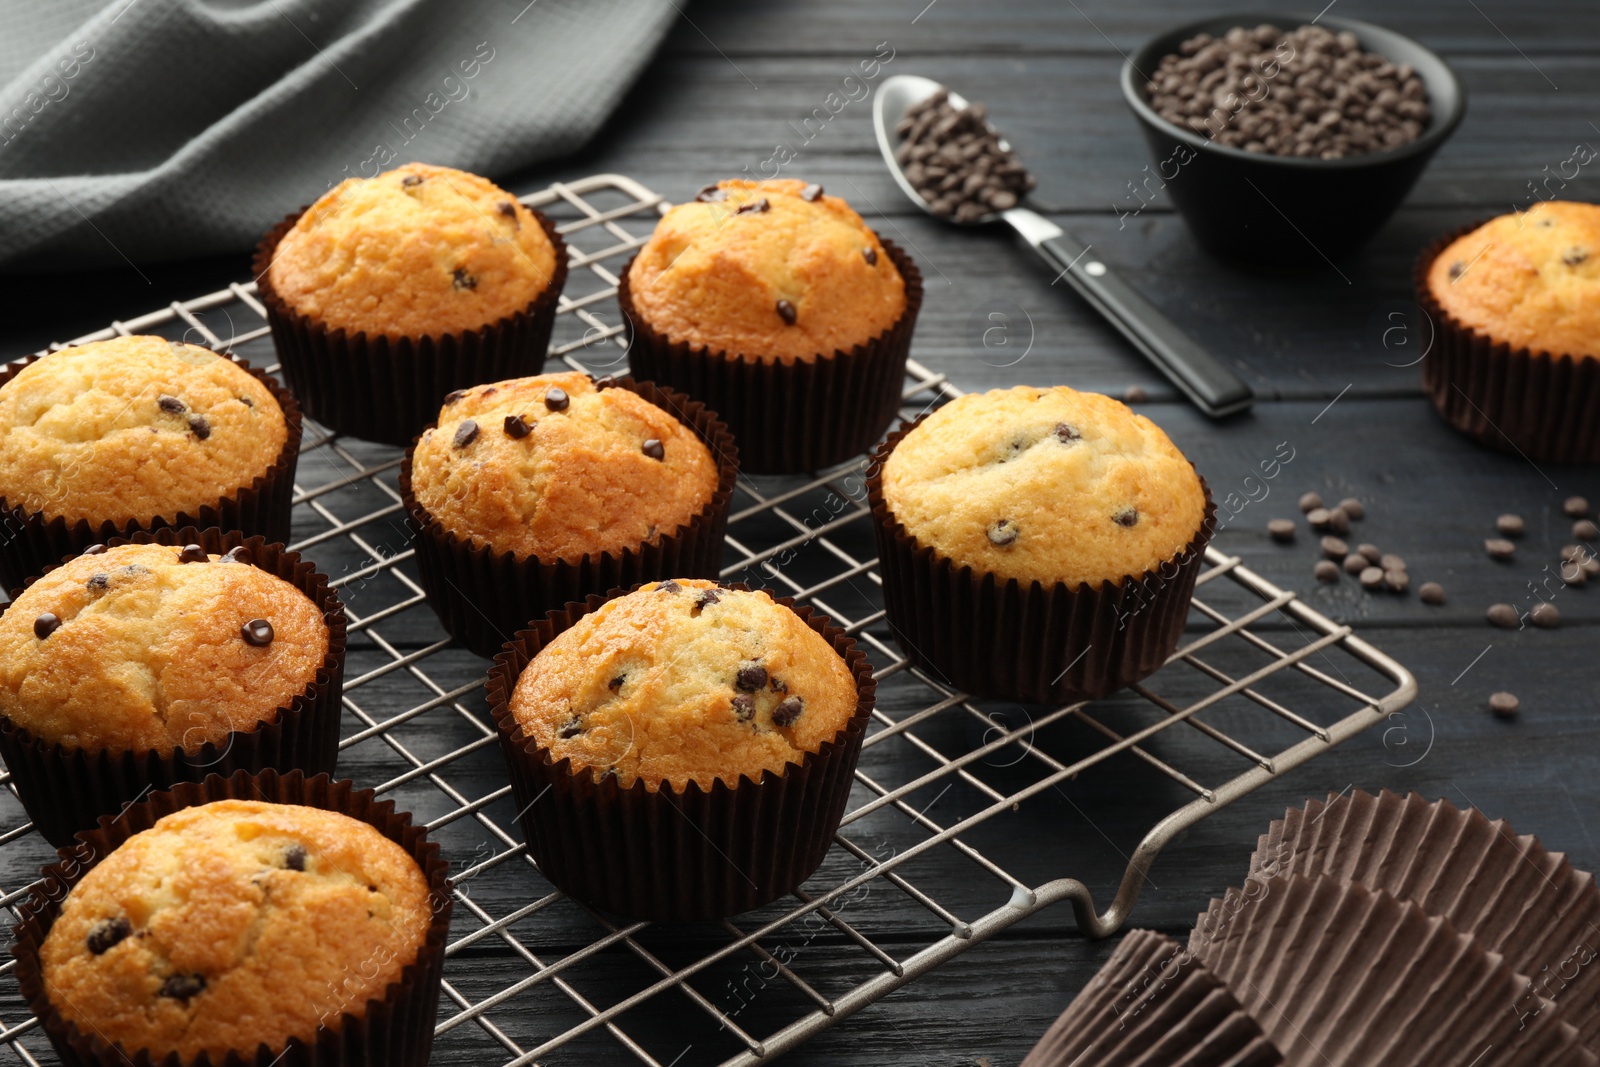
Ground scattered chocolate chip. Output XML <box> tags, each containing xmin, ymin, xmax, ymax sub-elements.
<box><xmin>1419</xmin><ymin>582</ymin><xmax>1446</xmax><ymax>605</ymax></box>
<box><xmin>769</xmin><ymin>676</ymin><xmax>788</xmax><ymax>695</ymax></box>
<box><xmin>800</xmin><ymin>183</ymin><xmax>824</xmax><ymax>202</ymax></box>
<box><xmin>241</xmin><ymin>618</ymin><xmax>274</xmax><ymax>646</ymax></box>
<box><xmin>219</xmin><ymin>546</ymin><xmax>252</xmax><ymax>565</ymax></box>
<box><xmin>775</xmin><ymin>299</ymin><xmax>798</xmax><ymax>325</ymax></box>
<box><xmin>1563</xmin><ymin>496</ymin><xmax>1590</xmax><ymax>518</ymax></box>
<box><xmin>1325</xmin><ymin>507</ymin><xmax>1351</xmax><ymax>535</ymax></box>
<box><xmin>402</xmin><ymin>174</ymin><xmax>424</xmax><ymax>187</ymax></box>
<box><xmin>1530</xmin><ymin>602</ymin><xmax>1561</xmax><ymax>629</ymax></box>
<box><xmin>1321</xmin><ymin>536</ymin><xmax>1348</xmax><ymax>560</ymax></box>
<box><xmin>658</xmin><ymin>579</ymin><xmax>681</xmax><ymax>594</ymax></box>
<box><xmin>642</xmin><ymin>438</ymin><xmax>665</xmax><ymax>461</ymax></box>
<box><xmin>283</xmin><ymin>845</ymin><xmax>307</xmax><ymax>871</ymax></box>
<box><xmin>160</xmin><ymin>975</ymin><xmax>206</xmax><ymax>1000</ymax></box>
<box><xmin>1268</xmin><ymin>519</ymin><xmax>1297</xmax><ymax>543</ymax></box>
<box><xmin>1586</xmin><ymin>558</ymin><xmax>1600</xmax><ymax>579</ymax></box>
<box><xmin>1485</xmin><ymin>538</ymin><xmax>1516</xmax><ymax>561</ymax></box>
<box><xmin>178</xmin><ymin>544</ymin><xmax>208</xmax><ymax>564</ymax></box>
<box><xmin>239</xmin><ymin>395</ymin><xmax>253</xmax><ymax>408</ymax></box>
<box><xmin>1113</xmin><ymin>507</ymin><xmax>1139</xmax><ymax>527</ymax></box>
<box><xmin>1486</xmin><ymin>603</ymin><xmax>1520</xmax><ymax>629</ymax></box>
<box><xmin>452</xmin><ymin>268</ymin><xmax>477</xmax><ymax>290</ymax></box>
<box><xmin>987</xmin><ymin>518</ymin><xmax>1020</xmax><ymax>545</ymax></box>
<box><xmin>1489</xmin><ymin>691</ymin><xmax>1520</xmax><ymax>719</ymax></box>
<box><xmin>1314</xmin><ymin>560</ymin><xmax>1340</xmax><ymax>583</ymax></box>
<box><xmin>544</xmin><ymin>387</ymin><xmax>569</xmax><ymax>412</ymax></box>
<box><xmin>443</xmin><ymin>389</ymin><xmax>467</xmax><ymax>405</ymax></box>
<box><xmin>1567</xmin><ymin>545</ymin><xmax>1591</xmax><ymax>563</ymax></box>
<box><xmin>1575</xmin><ymin>519</ymin><xmax>1599</xmax><ymax>541</ymax></box>
<box><xmin>695</xmin><ymin>184</ymin><xmax>727</xmax><ymax>202</ymax></box>
<box><xmin>863</xmin><ymin>246</ymin><xmax>878</xmax><ymax>266</ymax></box>
<box><xmin>1563</xmin><ymin>247</ymin><xmax>1589</xmax><ymax>266</ymax></box>
<box><xmin>594</xmin><ymin>376</ymin><xmax>617</xmax><ymax>390</ymax></box>
<box><xmin>1379</xmin><ymin>554</ymin><xmax>1406</xmax><ymax>572</ymax></box>
<box><xmin>692</xmin><ymin>588</ymin><xmax>721</xmax><ymax>615</ymax></box>
<box><xmin>188</xmin><ymin>414</ymin><xmax>211</xmax><ymax>439</ymax></box>
<box><xmin>504</xmin><ymin>414</ymin><xmax>532</xmax><ymax>439</ymax></box>
<box><xmin>83</xmin><ymin>544</ymin><xmax>107</xmax><ymax>555</ymax></box>
<box><xmin>1358</xmin><ymin>543</ymin><xmax>1382</xmax><ymax>564</ymax></box>
<box><xmin>1448</xmin><ymin>262</ymin><xmax>1465</xmax><ymax>280</ymax></box>
<box><xmin>1305</xmin><ymin>507</ymin><xmax>1332</xmax><ymax>530</ymax></box>
<box><xmin>1496</xmin><ymin>514</ymin><xmax>1525</xmax><ymax>537</ymax></box>
<box><xmin>1343</xmin><ymin>553</ymin><xmax>1368</xmax><ymax>575</ymax></box>
<box><xmin>731</xmin><ymin>694</ymin><xmax>756</xmax><ymax>721</ymax></box>
<box><xmin>608</xmin><ymin>674</ymin><xmax>625</xmax><ymax>692</ymax></box>
<box><xmin>86</xmin><ymin>917</ymin><xmax>132</xmax><ymax>955</ymax></box>
<box><xmin>1560</xmin><ymin>560</ymin><xmax>1587</xmax><ymax>587</ymax></box>
<box><xmin>1123</xmin><ymin>385</ymin><xmax>1149</xmax><ymax>404</ymax></box>
<box><xmin>1053</xmin><ymin>422</ymin><xmax>1081</xmax><ymax>443</ymax></box>
<box><xmin>1299</xmin><ymin>492</ymin><xmax>1323</xmax><ymax>513</ymax></box>
<box><xmin>736</xmin><ymin>664</ymin><xmax>768</xmax><ymax>692</ymax></box>
<box><xmin>1359</xmin><ymin>566</ymin><xmax>1385</xmax><ymax>590</ymax></box>
<box><xmin>735</xmin><ymin>197</ymin><xmax>771</xmax><ymax>215</ymax></box>
<box><xmin>1337</xmin><ymin>498</ymin><xmax>1364</xmax><ymax>521</ymax></box>
<box><xmin>158</xmin><ymin>394</ymin><xmax>187</xmax><ymax>415</ymax></box>
<box><xmin>558</xmin><ymin>717</ymin><xmax>583</xmax><ymax>739</ymax></box>
<box><xmin>87</xmin><ymin>572</ymin><xmax>109</xmax><ymax>591</ymax></box>
<box><xmin>1384</xmin><ymin>569</ymin><xmax>1409</xmax><ymax>594</ymax></box>
<box><xmin>771</xmin><ymin>697</ymin><xmax>803</xmax><ymax>728</ymax></box>
<box><xmin>453</xmin><ymin>420</ymin><xmax>479</xmax><ymax>449</ymax></box>
<box><xmin>497</xmin><ymin>201</ymin><xmax>520</xmax><ymax>227</ymax></box>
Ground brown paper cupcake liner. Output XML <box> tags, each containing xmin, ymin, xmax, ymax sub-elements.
<box><xmin>1249</xmin><ymin>789</ymin><xmax>1600</xmax><ymax>1055</ymax></box>
<box><xmin>487</xmin><ymin>585</ymin><xmax>876</xmax><ymax>922</ymax></box>
<box><xmin>1191</xmin><ymin>874</ymin><xmax>1596</xmax><ymax>1067</ymax></box>
<box><xmin>617</xmin><ymin>236</ymin><xmax>923</xmax><ymax>474</ymax></box>
<box><xmin>1020</xmin><ymin>928</ymin><xmax>1283</xmax><ymax>1067</ymax></box>
<box><xmin>867</xmin><ymin>416</ymin><xmax>1216</xmax><ymax>704</ymax></box>
<box><xmin>1416</xmin><ymin>221</ymin><xmax>1600</xmax><ymax>464</ymax></box>
<box><xmin>0</xmin><ymin>527</ymin><xmax>347</xmax><ymax>849</ymax></box>
<box><xmin>400</xmin><ymin>376</ymin><xmax>738</xmax><ymax>659</ymax></box>
<box><xmin>254</xmin><ymin>207</ymin><xmax>569</xmax><ymax>447</ymax></box>
<box><xmin>0</xmin><ymin>351</ymin><xmax>302</xmax><ymax>593</ymax></box>
<box><xmin>11</xmin><ymin>768</ymin><xmax>452</xmax><ymax>1067</ymax></box>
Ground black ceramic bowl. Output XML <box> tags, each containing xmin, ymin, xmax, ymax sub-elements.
<box><xmin>1121</xmin><ymin>13</ymin><xmax>1465</xmax><ymax>266</ymax></box>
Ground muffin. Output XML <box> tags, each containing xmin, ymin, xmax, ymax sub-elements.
<box><xmin>400</xmin><ymin>371</ymin><xmax>737</xmax><ymax>658</ymax></box>
<box><xmin>0</xmin><ymin>335</ymin><xmax>300</xmax><ymax>591</ymax></box>
<box><xmin>13</xmin><ymin>770</ymin><xmax>453</xmax><ymax>1067</ymax></box>
<box><xmin>869</xmin><ymin>385</ymin><xmax>1214</xmax><ymax>703</ymax></box>
<box><xmin>255</xmin><ymin>161</ymin><xmax>569</xmax><ymax>446</ymax></box>
<box><xmin>1418</xmin><ymin>201</ymin><xmax>1600</xmax><ymax>463</ymax></box>
<box><xmin>488</xmin><ymin>580</ymin><xmax>875</xmax><ymax>920</ymax></box>
<box><xmin>620</xmin><ymin>178</ymin><xmax>923</xmax><ymax>472</ymax></box>
<box><xmin>0</xmin><ymin>530</ymin><xmax>346</xmax><ymax>847</ymax></box>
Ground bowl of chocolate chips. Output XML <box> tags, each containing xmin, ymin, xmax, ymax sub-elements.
<box><xmin>1121</xmin><ymin>14</ymin><xmax>1464</xmax><ymax>265</ymax></box>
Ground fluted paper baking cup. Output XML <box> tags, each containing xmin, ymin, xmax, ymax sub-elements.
<box><xmin>1191</xmin><ymin>874</ymin><xmax>1595</xmax><ymax>1067</ymax></box>
<box><xmin>0</xmin><ymin>528</ymin><xmax>346</xmax><ymax>848</ymax></box>
<box><xmin>1020</xmin><ymin>927</ymin><xmax>1283</xmax><ymax>1067</ymax></box>
<box><xmin>11</xmin><ymin>769</ymin><xmax>452</xmax><ymax>1067</ymax></box>
<box><xmin>255</xmin><ymin>207</ymin><xmax>569</xmax><ymax>447</ymax></box>
<box><xmin>1416</xmin><ymin>221</ymin><xmax>1600</xmax><ymax>464</ymax></box>
<box><xmin>618</xmin><ymin>237</ymin><xmax>923</xmax><ymax>474</ymax></box>
<box><xmin>867</xmin><ymin>416</ymin><xmax>1216</xmax><ymax>704</ymax></box>
<box><xmin>487</xmin><ymin>585</ymin><xmax>876</xmax><ymax>921</ymax></box>
<box><xmin>401</xmin><ymin>376</ymin><xmax>738</xmax><ymax>658</ymax></box>
<box><xmin>1249</xmin><ymin>789</ymin><xmax>1600</xmax><ymax>1055</ymax></box>
<box><xmin>0</xmin><ymin>351</ymin><xmax>302</xmax><ymax>593</ymax></box>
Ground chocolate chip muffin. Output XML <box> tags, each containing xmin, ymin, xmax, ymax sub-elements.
<box><xmin>255</xmin><ymin>161</ymin><xmax>569</xmax><ymax>445</ymax></box>
<box><xmin>870</xmin><ymin>386</ymin><xmax>1214</xmax><ymax>703</ymax></box>
<box><xmin>401</xmin><ymin>373</ymin><xmax>737</xmax><ymax>658</ymax></box>
<box><xmin>0</xmin><ymin>336</ymin><xmax>297</xmax><ymax>590</ymax></box>
<box><xmin>37</xmin><ymin>798</ymin><xmax>432</xmax><ymax>1062</ymax></box>
<box><xmin>620</xmin><ymin>178</ymin><xmax>923</xmax><ymax>472</ymax></box>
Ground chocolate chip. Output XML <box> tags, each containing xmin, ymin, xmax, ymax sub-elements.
<box><xmin>160</xmin><ymin>975</ymin><xmax>206</xmax><ymax>1000</ymax></box>
<box><xmin>695</xmin><ymin>184</ymin><xmax>727</xmax><ymax>202</ymax></box>
<box><xmin>241</xmin><ymin>618</ymin><xmax>274</xmax><ymax>646</ymax></box>
<box><xmin>1325</xmin><ymin>507</ymin><xmax>1350</xmax><ymax>535</ymax></box>
<box><xmin>504</xmin><ymin>414</ymin><xmax>532</xmax><ymax>439</ymax></box>
<box><xmin>1358</xmin><ymin>543</ymin><xmax>1382</xmax><ymax>564</ymax></box>
<box><xmin>443</xmin><ymin>389</ymin><xmax>467</xmax><ymax>405</ymax></box>
<box><xmin>453</xmin><ymin>420</ymin><xmax>479</xmax><ymax>449</ymax></box>
<box><xmin>731</xmin><ymin>694</ymin><xmax>756</xmax><ymax>721</ymax></box>
<box><xmin>1564</xmin><ymin>247</ymin><xmax>1589</xmax><ymax>266</ymax></box>
<box><xmin>1487</xmin><ymin>603</ymin><xmax>1520</xmax><ymax>629</ymax></box>
<box><xmin>158</xmin><ymin>394</ymin><xmax>187</xmax><ymax>415</ymax></box>
<box><xmin>1268</xmin><ymin>519</ymin><xmax>1297</xmax><ymax>543</ymax></box>
<box><xmin>736</xmin><ymin>663</ymin><xmax>768</xmax><ymax>692</ymax></box>
<box><xmin>1530</xmin><ymin>602</ymin><xmax>1561</xmax><ymax>629</ymax></box>
<box><xmin>642</xmin><ymin>438</ymin><xmax>665</xmax><ymax>460</ymax></box>
<box><xmin>987</xmin><ymin>518</ymin><xmax>1020</xmax><ymax>545</ymax></box>
<box><xmin>1575</xmin><ymin>520</ymin><xmax>1599</xmax><ymax>541</ymax></box>
<box><xmin>1298</xmin><ymin>492</ymin><xmax>1323</xmax><ymax>513</ymax></box>
<box><xmin>178</xmin><ymin>544</ymin><xmax>208</xmax><ymax>564</ymax></box>
<box><xmin>594</xmin><ymin>376</ymin><xmax>617</xmax><ymax>391</ymax></box>
<box><xmin>1113</xmin><ymin>507</ymin><xmax>1139</xmax><ymax>527</ymax></box>
<box><xmin>452</xmin><ymin>268</ymin><xmax>477</xmax><ymax>290</ymax></box>
<box><xmin>188</xmin><ymin>414</ymin><xmax>211</xmax><ymax>439</ymax></box>
<box><xmin>1337</xmin><ymin>498</ymin><xmax>1364</xmax><ymax>521</ymax></box>
<box><xmin>83</xmin><ymin>544</ymin><xmax>107</xmax><ymax>555</ymax></box>
<box><xmin>1485</xmin><ymin>538</ymin><xmax>1516</xmax><ymax>561</ymax></box>
<box><xmin>691</xmin><ymin>588</ymin><xmax>721</xmax><ymax>615</ymax></box>
<box><xmin>544</xmin><ymin>387</ymin><xmax>569</xmax><ymax>412</ymax></box>
<box><xmin>1123</xmin><ymin>385</ymin><xmax>1149</xmax><ymax>404</ymax></box>
<box><xmin>800</xmin><ymin>183</ymin><xmax>824</xmax><ymax>202</ymax></box>
<box><xmin>1496</xmin><ymin>514</ymin><xmax>1525</xmax><ymax>537</ymax></box>
<box><xmin>658</xmin><ymin>579</ymin><xmax>681</xmax><ymax>594</ymax></box>
<box><xmin>497</xmin><ymin>201</ymin><xmax>521</xmax><ymax>228</ymax></box>
<box><xmin>1343</xmin><ymin>553</ymin><xmax>1368</xmax><ymax>575</ymax></box>
<box><xmin>1359</xmin><ymin>566</ymin><xmax>1385</xmax><ymax>590</ymax></box>
<box><xmin>1305</xmin><ymin>507</ymin><xmax>1332</xmax><ymax>530</ymax></box>
<box><xmin>1053</xmin><ymin>422</ymin><xmax>1081</xmax><ymax>443</ymax></box>
<box><xmin>1320</xmin><ymin>536</ymin><xmax>1348</xmax><ymax>560</ymax></box>
<box><xmin>608</xmin><ymin>674</ymin><xmax>625</xmax><ymax>692</ymax></box>
<box><xmin>1489</xmin><ymin>691</ymin><xmax>1519</xmax><ymax>718</ymax></box>
<box><xmin>1586</xmin><ymin>558</ymin><xmax>1600</xmax><ymax>579</ymax></box>
<box><xmin>1384</xmin><ymin>569</ymin><xmax>1409</xmax><ymax>594</ymax></box>
<box><xmin>862</xmin><ymin>247</ymin><xmax>878</xmax><ymax>266</ymax></box>
<box><xmin>1560</xmin><ymin>560</ymin><xmax>1587</xmax><ymax>587</ymax></box>
<box><xmin>1448</xmin><ymin>261</ymin><xmax>1465</xmax><ymax>280</ymax></box>
<box><xmin>1419</xmin><ymin>582</ymin><xmax>1446</xmax><ymax>605</ymax></box>
<box><xmin>402</xmin><ymin>174</ymin><xmax>424</xmax><ymax>187</ymax></box>
<box><xmin>86</xmin><ymin>917</ymin><xmax>132</xmax><ymax>955</ymax></box>
<box><xmin>735</xmin><ymin>198</ymin><xmax>770</xmax><ymax>215</ymax></box>
<box><xmin>1313</xmin><ymin>559</ymin><xmax>1339</xmax><ymax>584</ymax></box>
<box><xmin>239</xmin><ymin>395</ymin><xmax>253</xmax><ymax>408</ymax></box>
<box><xmin>776</xmin><ymin>299</ymin><xmax>798</xmax><ymax>325</ymax></box>
<box><xmin>87</xmin><ymin>572</ymin><xmax>109</xmax><ymax>591</ymax></box>
<box><xmin>771</xmin><ymin>697</ymin><xmax>803</xmax><ymax>727</ymax></box>
<box><xmin>1379</xmin><ymin>553</ymin><xmax>1406</xmax><ymax>572</ymax></box>
<box><xmin>1563</xmin><ymin>496</ymin><xmax>1590</xmax><ymax>518</ymax></box>
<box><xmin>283</xmin><ymin>845</ymin><xmax>307</xmax><ymax>871</ymax></box>
<box><xmin>219</xmin><ymin>546</ymin><xmax>252</xmax><ymax>564</ymax></box>
<box><xmin>558</xmin><ymin>717</ymin><xmax>583</xmax><ymax>739</ymax></box>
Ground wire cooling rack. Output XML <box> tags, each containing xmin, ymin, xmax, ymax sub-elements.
<box><xmin>0</xmin><ymin>174</ymin><xmax>1417</xmax><ymax>1066</ymax></box>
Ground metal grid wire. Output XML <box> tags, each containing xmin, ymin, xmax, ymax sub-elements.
<box><xmin>0</xmin><ymin>174</ymin><xmax>1417</xmax><ymax>1066</ymax></box>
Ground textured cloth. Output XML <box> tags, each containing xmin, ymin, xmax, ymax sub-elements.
<box><xmin>0</xmin><ymin>0</ymin><xmax>676</xmax><ymax>271</ymax></box>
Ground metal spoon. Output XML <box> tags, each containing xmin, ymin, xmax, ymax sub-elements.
<box><xmin>872</xmin><ymin>74</ymin><xmax>1253</xmax><ymax>418</ymax></box>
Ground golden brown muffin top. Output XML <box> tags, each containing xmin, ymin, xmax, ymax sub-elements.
<box><xmin>266</xmin><ymin>161</ymin><xmax>558</xmax><ymax>340</ymax></box>
<box><xmin>626</xmin><ymin>178</ymin><xmax>906</xmax><ymax>362</ymax></box>
<box><xmin>0</xmin><ymin>543</ymin><xmax>329</xmax><ymax>754</ymax></box>
<box><xmin>40</xmin><ymin>799</ymin><xmax>432</xmax><ymax>1062</ymax></box>
<box><xmin>1427</xmin><ymin>201</ymin><xmax>1600</xmax><ymax>359</ymax></box>
<box><xmin>0</xmin><ymin>336</ymin><xmax>288</xmax><ymax>525</ymax></box>
<box><xmin>881</xmin><ymin>386</ymin><xmax>1207</xmax><ymax>587</ymax></box>
<box><xmin>509</xmin><ymin>580</ymin><xmax>858</xmax><ymax>791</ymax></box>
<box><xmin>409</xmin><ymin>372</ymin><xmax>719</xmax><ymax>563</ymax></box>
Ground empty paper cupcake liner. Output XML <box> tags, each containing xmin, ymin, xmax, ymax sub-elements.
<box><xmin>487</xmin><ymin>586</ymin><xmax>876</xmax><ymax>922</ymax></box>
<box><xmin>1020</xmin><ymin>928</ymin><xmax>1283</xmax><ymax>1067</ymax></box>
<box><xmin>1416</xmin><ymin>222</ymin><xmax>1600</xmax><ymax>464</ymax></box>
<box><xmin>867</xmin><ymin>416</ymin><xmax>1216</xmax><ymax>704</ymax></box>
<box><xmin>0</xmin><ymin>351</ymin><xmax>302</xmax><ymax>593</ymax></box>
<box><xmin>1248</xmin><ymin>788</ymin><xmax>1600</xmax><ymax>1055</ymax></box>
<box><xmin>400</xmin><ymin>376</ymin><xmax>739</xmax><ymax>659</ymax></box>
<box><xmin>11</xmin><ymin>769</ymin><xmax>452</xmax><ymax>1067</ymax></box>
<box><xmin>0</xmin><ymin>527</ymin><xmax>347</xmax><ymax>849</ymax></box>
<box><xmin>617</xmin><ymin>236</ymin><xmax>923</xmax><ymax>474</ymax></box>
<box><xmin>254</xmin><ymin>207</ymin><xmax>569</xmax><ymax>447</ymax></box>
<box><xmin>1190</xmin><ymin>874</ymin><xmax>1595</xmax><ymax>1066</ymax></box>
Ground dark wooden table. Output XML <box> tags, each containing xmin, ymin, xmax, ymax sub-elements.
<box><xmin>5</xmin><ymin>2</ymin><xmax>1600</xmax><ymax>1065</ymax></box>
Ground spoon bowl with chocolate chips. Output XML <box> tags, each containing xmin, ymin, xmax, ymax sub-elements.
<box><xmin>873</xmin><ymin>74</ymin><xmax>1254</xmax><ymax>419</ymax></box>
